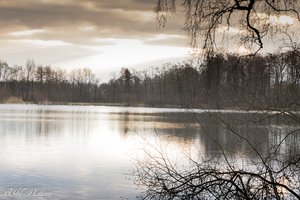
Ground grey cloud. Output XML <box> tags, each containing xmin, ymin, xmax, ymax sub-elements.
<box><xmin>81</xmin><ymin>0</ymin><xmax>154</xmax><ymax>11</ymax></box>
<box><xmin>0</xmin><ymin>41</ymin><xmax>100</xmax><ymax>66</ymax></box>
<box><xmin>0</xmin><ymin>0</ymin><xmax>184</xmax><ymax>46</ymax></box>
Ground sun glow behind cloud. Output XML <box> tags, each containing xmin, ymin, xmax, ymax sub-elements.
<box><xmin>0</xmin><ymin>0</ymin><xmax>190</xmax><ymax>80</ymax></box>
<box><xmin>0</xmin><ymin>35</ymin><xmax>190</xmax><ymax>82</ymax></box>
<box><xmin>57</xmin><ymin>38</ymin><xmax>191</xmax><ymax>73</ymax></box>
<box><xmin>1</xmin><ymin>26</ymin><xmax>190</xmax><ymax>79</ymax></box>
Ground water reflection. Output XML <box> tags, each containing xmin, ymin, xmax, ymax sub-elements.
<box><xmin>0</xmin><ymin>108</ymin><xmax>138</xmax><ymax>199</ymax></box>
<box><xmin>0</xmin><ymin>105</ymin><xmax>299</xmax><ymax>199</ymax></box>
<box><xmin>114</xmin><ymin>111</ymin><xmax>300</xmax><ymax>158</ymax></box>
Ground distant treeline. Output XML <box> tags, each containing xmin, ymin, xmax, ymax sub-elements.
<box><xmin>1</xmin><ymin>50</ymin><xmax>300</xmax><ymax>109</ymax></box>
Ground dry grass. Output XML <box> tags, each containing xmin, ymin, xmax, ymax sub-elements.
<box><xmin>3</xmin><ymin>96</ymin><xmax>24</xmax><ymax>104</ymax></box>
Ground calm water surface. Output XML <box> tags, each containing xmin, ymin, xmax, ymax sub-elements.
<box><xmin>0</xmin><ymin>104</ymin><xmax>299</xmax><ymax>200</ymax></box>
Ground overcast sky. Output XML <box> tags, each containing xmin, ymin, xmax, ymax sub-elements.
<box><xmin>0</xmin><ymin>0</ymin><xmax>192</xmax><ymax>80</ymax></box>
<box><xmin>0</xmin><ymin>0</ymin><xmax>299</xmax><ymax>81</ymax></box>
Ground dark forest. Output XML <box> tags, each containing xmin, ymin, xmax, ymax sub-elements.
<box><xmin>1</xmin><ymin>49</ymin><xmax>300</xmax><ymax>109</ymax></box>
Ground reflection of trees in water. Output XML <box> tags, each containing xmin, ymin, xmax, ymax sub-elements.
<box><xmin>116</xmin><ymin>112</ymin><xmax>199</xmax><ymax>139</ymax></box>
<box><xmin>0</xmin><ymin>110</ymin><xmax>97</xmax><ymax>141</ymax></box>
<box><xmin>34</xmin><ymin>111</ymin><xmax>93</xmax><ymax>138</ymax></box>
<box><xmin>135</xmin><ymin>111</ymin><xmax>300</xmax><ymax>199</ymax></box>
<box><xmin>120</xmin><ymin>112</ymin><xmax>130</xmax><ymax>135</ymax></box>
<box><xmin>0</xmin><ymin>110</ymin><xmax>55</xmax><ymax>137</ymax></box>
<box><xmin>117</xmin><ymin>112</ymin><xmax>299</xmax><ymax>159</ymax></box>
<box><xmin>196</xmin><ymin>112</ymin><xmax>300</xmax><ymax>159</ymax></box>
<box><xmin>271</xmin><ymin>125</ymin><xmax>300</xmax><ymax>161</ymax></box>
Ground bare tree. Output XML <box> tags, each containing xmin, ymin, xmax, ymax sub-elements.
<box><xmin>155</xmin><ymin>0</ymin><xmax>300</xmax><ymax>55</ymax></box>
<box><xmin>24</xmin><ymin>59</ymin><xmax>36</xmax><ymax>100</ymax></box>
<box><xmin>134</xmin><ymin>3</ymin><xmax>300</xmax><ymax>194</ymax></box>
<box><xmin>134</xmin><ymin>110</ymin><xmax>300</xmax><ymax>199</ymax></box>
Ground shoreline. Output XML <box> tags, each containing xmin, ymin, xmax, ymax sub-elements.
<box><xmin>0</xmin><ymin>101</ymin><xmax>183</xmax><ymax>109</ymax></box>
<box><xmin>0</xmin><ymin>102</ymin><xmax>298</xmax><ymax>114</ymax></box>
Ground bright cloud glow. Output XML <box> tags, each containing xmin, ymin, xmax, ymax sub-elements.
<box><xmin>10</xmin><ymin>29</ymin><xmax>46</xmax><ymax>36</ymax></box>
<box><xmin>279</xmin><ymin>15</ymin><xmax>295</xmax><ymax>25</ymax></box>
<box><xmin>217</xmin><ymin>26</ymin><xmax>245</xmax><ymax>34</ymax></box>
<box><xmin>57</xmin><ymin>38</ymin><xmax>190</xmax><ymax>73</ymax></box>
<box><xmin>270</xmin><ymin>15</ymin><xmax>295</xmax><ymax>25</ymax></box>
<box><xmin>237</xmin><ymin>46</ymin><xmax>250</xmax><ymax>55</ymax></box>
<box><xmin>79</xmin><ymin>25</ymin><xmax>97</xmax><ymax>32</ymax></box>
<box><xmin>148</xmin><ymin>34</ymin><xmax>184</xmax><ymax>40</ymax></box>
<box><xmin>18</xmin><ymin>39</ymin><xmax>71</xmax><ymax>47</ymax></box>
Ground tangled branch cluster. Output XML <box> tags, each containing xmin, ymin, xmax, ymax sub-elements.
<box><xmin>134</xmin><ymin>111</ymin><xmax>300</xmax><ymax>199</ymax></box>
<box><xmin>155</xmin><ymin>0</ymin><xmax>300</xmax><ymax>54</ymax></box>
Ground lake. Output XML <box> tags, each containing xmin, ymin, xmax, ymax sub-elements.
<box><xmin>0</xmin><ymin>104</ymin><xmax>299</xmax><ymax>200</ymax></box>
